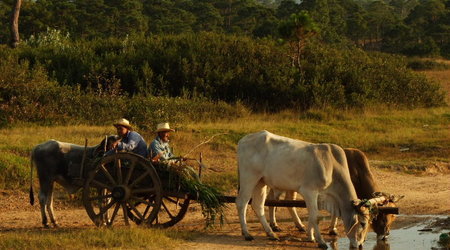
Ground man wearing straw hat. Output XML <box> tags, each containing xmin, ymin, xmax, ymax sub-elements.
<box><xmin>149</xmin><ymin>122</ymin><xmax>182</xmax><ymax>163</ymax></box>
<box><xmin>108</xmin><ymin>118</ymin><xmax>148</xmax><ymax>158</ymax></box>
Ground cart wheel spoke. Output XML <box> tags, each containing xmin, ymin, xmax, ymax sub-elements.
<box><xmin>122</xmin><ymin>203</ymin><xmax>130</xmax><ymax>226</ymax></box>
<box><xmin>164</xmin><ymin>196</ymin><xmax>181</xmax><ymax>204</ymax></box>
<box><xmin>128</xmin><ymin>202</ymin><xmax>145</xmax><ymax>221</ymax></box>
<box><xmin>123</xmin><ymin>160</ymin><xmax>136</xmax><ymax>185</ymax></box>
<box><xmin>142</xmin><ymin>204</ymin><xmax>151</xmax><ymax>218</ymax></box>
<box><xmin>107</xmin><ymin>203</ymin><xmax>121</xmax><ymax>226</ymax></box>
<box><xmin>99</xmin><ymin>200</ymin><xmax>116</xmax><ymax>215</ymax></box>
<box><xmin>115</xmin><ymin>157</ymin><xmax>123</xmax><ymax>184</ymax></box>
<box><xmin>129</xmin><ymin>169</ymin><xmax>151</xmax><ymax>188</ymax></box>
<box><xmin>161</xmin><ymin>200</ymin><xmax>175</xmax><ymax>219</ymax></box>
<box><xmin>100</xmin><ymin>164</ymin><xmax>117</xmax><ymax>185</ymax></box>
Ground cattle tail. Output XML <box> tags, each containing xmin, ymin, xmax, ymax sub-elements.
<box><xmin>29</xmin><ymin>152</ymin><xmax>35</xmax><ymax>205</ymax></box>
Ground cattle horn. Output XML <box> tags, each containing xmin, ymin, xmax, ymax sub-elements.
<box><xmin>373</xmin><ymin>192</ymin><xmax>405</xmax><ymax>203</ymax></box>
<box><xmin>365</xmin><ymin>196</ymin><xmax>387</xmax><ymax>207</ymax></box>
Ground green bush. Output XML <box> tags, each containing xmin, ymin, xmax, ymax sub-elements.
<box><xmin>301</xmin><ymin>44</ymin><xmax>446</xmax><ymax>108</ymax></box>
<box><xmin>1</xmin><ymin>32</ymin><xmax>447</xmax><ymax>119</ymax></box>
<box><xmin>0</xmin><ymin>52</ymin><xmax>248</xmax><ymax>127</ymax></box>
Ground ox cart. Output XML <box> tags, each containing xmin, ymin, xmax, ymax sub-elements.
<box><xmin>77</xmin><ymin>151</ymin><xmax>398</xmax><ymax>228</ymax></box>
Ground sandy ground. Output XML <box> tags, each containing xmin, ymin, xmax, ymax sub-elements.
<box><xmin>0</xmin><ymin>168</ymin><xmax>449</xmax><ymax>249</ymax></box>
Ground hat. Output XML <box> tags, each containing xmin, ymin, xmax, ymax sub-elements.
<box><xmin>155</xmin><ymin>122</ymin><xmax>175</xmax><ymax>133</ymax></box>
<box><xmin>113</xmin><ymin>118</ymin><xmax>132</xmax><ymax>130</ymax></box>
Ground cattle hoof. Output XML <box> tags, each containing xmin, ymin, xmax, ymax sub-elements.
<box><xmin>329</xmin><ymin>229</ymin><xmax>338</xmax><ymax>236</ymax></box>
<box><xmin>271</xmin><ymin>225</ymin><xmax>282</xmax><ymax>232</ymax></box>
<box><xmin>43</xmin><ymin>224</ymin><xmax>50</xmax><ymax>229</ymax></box>
<box><xmin>269</xmin><ymin>235</ymin><xmax>280</xmax><ymax>241</ymax></box>
<box><xmin>318</xmin><ymin>243</ymin><xmax>328</xmax><ymax>249</ymax></box>
<box><xmin>244</xmin><ymin>235</ymin><xmax>254</xmax><ymax>241</ymax></box>
<box><xmin>296</xmin><ymin>226</ymin><xmax>306</xmax><ymax>233</ymax></box>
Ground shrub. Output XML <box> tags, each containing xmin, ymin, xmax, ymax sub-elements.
<box><xmin>0</xmin><ymin>52</ymin><xmax>249</xmax><ymax>126</ymax></box>
<box><xmin>1</xmin><ymin>32</ymin><xmax>446</xmax><ymax>118</ymax></box>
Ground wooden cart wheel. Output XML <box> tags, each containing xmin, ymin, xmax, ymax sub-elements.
<box><xmin>128</xmin><ymin>191</ymin><xmax>190</xmax><ymax>228</ymax></box>
<box><xmin>157</xmin><ymin>193</ymin><xmax>190</xmax><ymax>227</ymax></box>
<box><xmin>83</xmin><ymin>152</ymin><xmax>162</xmax><ymax>227</ymax></box>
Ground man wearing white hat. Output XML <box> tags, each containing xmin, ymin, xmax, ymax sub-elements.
<box><xmin>108</xmin><ymin>118</ymin><xmax>148</xmax><ymax>158</ymax></box>
<box><xmin>149</xmin><ymin>122</ymin><xmax>177</xmax><ymax>162</ymax></box>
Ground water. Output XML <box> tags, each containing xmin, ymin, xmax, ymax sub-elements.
<box><xmin>330</xmin><ymin>215</ymin><xmax>449</xmax><ymax>250</ymax></box>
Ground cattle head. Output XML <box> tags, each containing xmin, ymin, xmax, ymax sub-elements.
<box><xmin>371</xmin><ymin>192</ymin><xmax>404</xmax><ymax>241</ymax></box>
<box><xmin>94</xmin><ymin>135</ymin><xmax>120</xmax><ymax>157</ymax></box>
<box><xmin>348</xmin><ymin>199</ymin><xmax>373</xmax><ymax>248</ymax></box>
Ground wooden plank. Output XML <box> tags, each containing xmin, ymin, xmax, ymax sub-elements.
<box><xmin>219</xmin><ymin>196</ymin><xmax>306</xmax><ymax>207</ymax></box>
<box><xmin>378</xmin><ymin>206</ymin><xmax>399</xmax><ymax>214</ymax></box>
<box><xmin>219</xmin><ymin>196</ymin><xmax>399</xmax><ymax>214</ymax></box>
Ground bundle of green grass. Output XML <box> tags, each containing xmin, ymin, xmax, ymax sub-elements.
<box><xmin>158</xmin><ymin>160</ymin><xmax>226</xmax><ymax>227</ymax></box>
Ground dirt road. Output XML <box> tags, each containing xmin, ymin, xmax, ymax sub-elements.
<box><xmin>1</xmin><ymin>168</ymin><xmax>449</xmax><ymax>249</ymax></box>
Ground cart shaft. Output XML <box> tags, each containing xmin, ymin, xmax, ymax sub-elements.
<box><xmin>220</xmin><ymin>196</ymin><xmax>398</xmax><ymax>214</ymax></box>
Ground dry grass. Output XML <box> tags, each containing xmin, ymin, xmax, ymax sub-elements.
<box><xmin>0</xmin><ymin>227</ymin><xmax>193</xmax><ymax>250</ymax></box>
<box><xmin>418</xmin><ymin>58</ymin><xmax>450</xmax><ymax>103</ymax></box>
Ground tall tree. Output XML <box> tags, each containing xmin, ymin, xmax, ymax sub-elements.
<box><xmin>365</xmin><ymin>0</ymin><xmax>396</xmax><ymax>46</ymax></box>
<box><xmin>10</xmin><ymin>0</ymin><xmax>22</xmax><ymax>48</ymax></box>
<box><xmin>278</xmin><ymin>11</ymin><xmax>319</xmax><ymax>71</ymax></box>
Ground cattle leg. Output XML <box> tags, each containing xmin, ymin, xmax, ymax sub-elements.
<box><xmin>55</xmin><ymin>175</ymin><xmax>80</xmax><ymax>194</ymax></box>
<box><xmin>285</xmin><ymin>191</ymin><xmax>306</xmax><ymax>232</ymax></box>
<box><xmin>268</xmin><ymin>189</ymin><xmax>282</xmax><ymax>232</ymax></box>
<box><xmin>328</xmin><ymin>215</ymin><xmax>338</xmax><ymax>235</ymax></box>
<box><xmin>301</xmin><ymin>189</ymin><xmax>327</xmax><ymax>248</ymax></box>
<box><xmin>46</xmin><ymin>182</ymin><xmax>59</xmax><ymax>227</ymax></box>
<box><xmin>38</xmin><ymin>189</ymin><xmax>49</xmax><ymax>228</ymax></box>
<box><xmin>236</xmin><ymin>176</ymin><xmax>261</xmax><ymax>241</ymax></box>
<box><xmin>252</xmin><ymin>181</ymin><xmax>278</xmax><ymax>241</ymax></box>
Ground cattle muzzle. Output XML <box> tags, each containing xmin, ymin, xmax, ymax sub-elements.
<box><xmin>112</xmin><ymin>185</ymin><xmax>131</xmax><ymax>201</ymax></box>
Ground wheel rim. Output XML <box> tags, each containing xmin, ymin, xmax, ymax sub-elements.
<box><xmin>83</xmin><ymin>153</ymin><xmax>162</xmax><ymax>227</ymax></box>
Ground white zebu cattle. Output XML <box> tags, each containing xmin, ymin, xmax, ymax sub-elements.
<box><xmin>267</xmin><ymin>148</ymin><xmax>401</xmax><ymax>241</ymax></box>
<box><xmin>30</xmin><ymin>136</ymin><xmax>118</xmax><ymax>228</ymax></box>
<box><xmin>236</xmin><ymin>131</ymin><xmax>371</xmax><ymax>248</ymax></box>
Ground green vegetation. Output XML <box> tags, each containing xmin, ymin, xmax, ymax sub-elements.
<box><xmin>1</xmin><ymin>0</ymin><xmax>449</xmax><ymax>57</ymax></box>
<box><xmin>0</xmin><ymin>32</ymin><xmax>445</xmax><ymax>124</ymax></box>
<box><xmin>159</xmin><ymin>162</ymin><xmax>226</xmax><ymax>226</ymax></box>
<box><xmin>0</xmin><ymin>227</ymin><xmax>194</xmax><ymax>249</ymax></box>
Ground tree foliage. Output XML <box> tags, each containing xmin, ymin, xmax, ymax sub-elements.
<box><xmin>0</xmin><ymin>0</ymin><xmax>448</xmax><ymax>57</ymax></box>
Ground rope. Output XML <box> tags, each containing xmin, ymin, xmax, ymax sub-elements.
<box><xmin>346</xmin><ymin>219</ymin><xmax>359</xmax><ymax>237</ymax></box>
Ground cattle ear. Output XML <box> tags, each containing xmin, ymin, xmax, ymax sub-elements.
<box><xmin>391</xmin><ymin>195</ymin><xmax>405</xmax><ymax>203</ymax></box>
<box><xmin>352</xmin><ymin>199</ymin><xmax>362</xmax><ymax>208</ymax></box>
<box><xmin>373</xmin><ymin>191</ymin><xmax>385</xmax><ymax>197</ymax></box>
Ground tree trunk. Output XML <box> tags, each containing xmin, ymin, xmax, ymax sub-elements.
<box><xmin>10</xmin><ymin>0</ymin><xmax>22</xmax><ymax>48</ymax></box>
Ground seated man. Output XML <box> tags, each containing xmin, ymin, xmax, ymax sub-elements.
<box><xmin>107</xmin><ymin>118</ymin><xmax>148</xmax><ymax>158</ymax></box>
<box><xmin>149</xmin><ymin>122</ymin><xmax>176</xmax><ymax>163</ymax></box>
<box><xmin>149</xmin><ymin>122</ymin><xmax>198</xmax><ymax>182</ymax></box>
